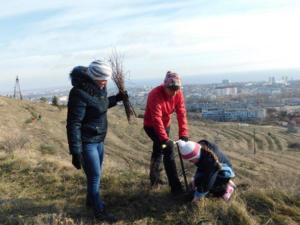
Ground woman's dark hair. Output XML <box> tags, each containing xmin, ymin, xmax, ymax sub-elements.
<box><xmin>198</xmin><ymin>139</ymin><xmax>228</xmax><ymax>196</ymax></box>
<box><xmin>198</xmin><ymin>140</ymin><xmax>222</xmax><ymax>170</ymax></box>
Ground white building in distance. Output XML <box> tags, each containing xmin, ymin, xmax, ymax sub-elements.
<box><xmin>215</xmin><ymin>86</ymin><xmax>238</xmax><ymax>96</ymax></box>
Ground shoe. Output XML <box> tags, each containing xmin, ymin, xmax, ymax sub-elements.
<box><xmin>222</xmin><ymin>180</ymin><xmax>236</xmax><ymax>201</ymax></box>
<box><xmin>171</xmin><ymin>186</ymin><xmax>184</xmax><ymax>196</ymax></box>
<box><xmin>157</xmin><ymin>179</ymin><xmax>166</xmax><ymax>185</ymax></box>
<box><xmin>95</xmin><ymin>209</ymin><xmax>117</xmax><ymax>223</ymax></box>
<box><xmin>150</xmin><ymin>179</ymin><xmax>166</xmax><ymax>190</ymax></box>
<box><xmin>86</xmin><ymin>199</ymin><xmax>93</xmax><ymax>209</ymax></box>
<box><xmin>183</xmin><ymin>190</ymin><xmax>194</xmax><ymax>202</ymax></box>
<box><xmin>149</xmin><ymin>158</ymin><xmax>162</xmax><ymax>186</ymax></box>
<box><xmin>229</xmin><ymin>180</ymin><xmax>236</xmax><ymax>189</ymax></box>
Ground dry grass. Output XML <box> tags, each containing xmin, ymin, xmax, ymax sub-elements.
<box><xmin>0</xmin><ymin>96</ymin><xmax>299</xmax><ymax>224</ymax></box>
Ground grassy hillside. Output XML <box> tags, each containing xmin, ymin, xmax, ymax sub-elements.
<box><xmin>0</xmin><ymin>96</ymin><xmax>299</xmax><ymax>225</ymax></box>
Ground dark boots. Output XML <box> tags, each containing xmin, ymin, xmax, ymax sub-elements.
<box><xmin>163</xmin><ymin>159</ymin><xmax>183</xmax><ymax>195</ymax></box>
<box><xmin>163</xmin><ymin>146</ymin><xmax>184</xmax><ymax>195</ymax></box>
<box><xmin>95</xmin><ymin>209</ymin><xmax>117</xmax><ymax>223</ymax></box>
<box><xmin>149</xmin><ymin>158</ymin><xmax>164</xmax><ymax>187</ymax></box>
<box><xmin>150</xmin><ymin>155</ymin><xmax>183</xmax><ymax>194</ymax></box>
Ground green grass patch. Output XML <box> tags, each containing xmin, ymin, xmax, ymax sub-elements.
<box><xmin>40</xmin><ymin>144</ymin><xmax>57</xmax><ymax>155</ymax></box>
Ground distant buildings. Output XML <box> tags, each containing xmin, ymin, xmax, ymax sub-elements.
<box><xmin>268</xmin><ymin>76</ymin><xmax>276</xmax><ymax>85</ymax></box>
<box><xmin>257</xmin><ymin>86</ymin><xmax>282</xmax><ymax>95</ymax></box>
<box><xmin>215</xmin><ymin>86</ymin><xmax>238</xmax><ymax>96</ymax></box>
<box><xmin>282</xmin><ymin>98</ymin><xmax>300</xmax><ymax>106</ymax></box>
<box><xmin>287</xmin><ymin>120</ymin><xmax>298</xmax><ymax>133</ymax></box>
<box><xmin>268</xmin><ymin>76</ymin><xmax>288</xmax><ymax>86</ymax></box>
<box><xmin>13</xmin><ymin>75</ymin><xmax>300</xmax><ymax>125</ymax></box>
<box><xmin>201</xmin><ymin>107</ymin><xmax>266</xmax><ymax>122</ymax></box>
<box><xmin>222</xmin><ymin>79</ymin><xmax>230</xmax><ymax>85</ymax></box>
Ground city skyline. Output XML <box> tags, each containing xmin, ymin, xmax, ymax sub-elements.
<box><xmin>1</xmin><ymin>0</ymin><xmax>300</xmax><ymax>91</ymax></box>
<box><xmin>3</xmin><ymin>68</ymin><xmax>300</xmax><ymax>96</ymax></box>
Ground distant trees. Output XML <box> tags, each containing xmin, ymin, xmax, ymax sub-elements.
<box><xmin>39</xmin><ymin>97</ymin><xmax>48</xmax><ymax>103</ymax></box>
<box><xmin>51</xmin><ymin>96</ymin><xmax>59</xmax><ymax>106</ymax></box>
<box><xmin>51</xmin><ymin>96</ymin><xmax>67</xmax><ymax>110</ymax></box>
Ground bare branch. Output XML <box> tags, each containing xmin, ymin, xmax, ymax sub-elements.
<box><xmin>109</xmin><ymin>50</ymin><xmax>136</xmax><ymax>122</ymax></box>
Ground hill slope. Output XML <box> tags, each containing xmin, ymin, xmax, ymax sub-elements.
<box><xmin>0</xmin><ymin>96</ymin><xmax>299</xmax><ymax>225</ymax></box>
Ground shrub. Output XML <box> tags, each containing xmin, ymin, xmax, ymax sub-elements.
<box><xmin>0</xmin><ymin>135</ymin><xmax>29</xmax><ymax>152</ymax></box>
<box><xmin>51</xmin><ymin>96</ymin><xmax>59</xmax><ymax>106</ymax></box>
<box><xmin>40</xmin><ymin>144</ymin><xmax>57</xmax><ymax>155</ymax></box>
<box><xmin>39</xmin><ymin>97</ymin><xmax>48</xmax><ymax>103</ymax></box>
<box><xmin>288</xmin><ymin>142</ymin><xmax>300</xmax><ymax>149</ymax></box>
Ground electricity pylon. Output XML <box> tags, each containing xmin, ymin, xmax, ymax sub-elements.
<box><xmin>13</xmin><ymin>76</ymin><xmax>23</xmax><ymax>100</ymax></box>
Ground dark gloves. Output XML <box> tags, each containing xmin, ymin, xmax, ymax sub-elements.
<box><xmin>115</xmin><ymin>90</ymin><xmax>128</xmax><ymax>102</ymax></box>
<box><xmin>72</xmin><ymin>153</ymin><xmax>81</xmax><ymax>170</ymax></box>
<box><xmin>161</xmin><ymin>139</ymin><xmax>174</xmax><ymax>150</ymax></box>
<box><xmin>180</xmin><ymin>136</ymin><xmax>189</xmax><ymax>142</ymax></box>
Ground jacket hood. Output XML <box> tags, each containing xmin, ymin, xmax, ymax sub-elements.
<box><xmin>69</xmin><ymin>66</ymin><xmax>94</xmax><ymax>87</ymax></box>
<box><xmin>69</xmin><ymin>66</ymin><xmax>108</xmax><ymax>97</ymax></box>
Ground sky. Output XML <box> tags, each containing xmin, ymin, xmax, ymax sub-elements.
<box><xmin>1</xmin><ymin>0</ymin><xmax>300</xmax><ymax>92</ymax></box>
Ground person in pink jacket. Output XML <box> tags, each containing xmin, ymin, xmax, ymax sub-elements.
<box><xmin>144</xmin><ymin>71</ymin><xmax>189</xmax><ymax>195</ymax></box>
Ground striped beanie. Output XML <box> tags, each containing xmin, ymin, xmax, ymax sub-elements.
<box><xmin>177</xmin><ymin>140</ymin><xmax>201</xmax><ymax>162</ymax></box>
<box><xmin>164</xmin><ymin>71</ymin><xmax>182</xmax><ymax>88</ymax></box>
<box><xmin>87</xmin><ymin>60</ymin><xmax>112</xmax><ymax>81</ymax></box>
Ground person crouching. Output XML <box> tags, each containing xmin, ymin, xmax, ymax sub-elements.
<box><xmin>177</xmin><ymin>139</ymin><xmax>236</xmax><ymax>202</ymax></box>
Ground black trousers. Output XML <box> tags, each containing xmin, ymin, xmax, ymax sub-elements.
<box><xmin>144</xmin><ymin>126</ymin><xmax>182</xmax><ymax>191</ymax></box>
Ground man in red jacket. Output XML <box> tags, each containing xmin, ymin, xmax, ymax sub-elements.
<box><xmin>144</xmin><ymin>71</ymin><xmax>189</xmax><ymax>195</ymax></box>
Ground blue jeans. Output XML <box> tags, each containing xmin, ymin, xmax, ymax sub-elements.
<box><xmin>82</xmin><ymin>142</ymin><xmax>105</xmax><ymax>215</ymax></box>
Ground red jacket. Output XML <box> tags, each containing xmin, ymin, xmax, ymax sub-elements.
<box><xmin>144</xmin><ymin>85</ymin><xmax>189</xmax><ymax>141</ymax></box>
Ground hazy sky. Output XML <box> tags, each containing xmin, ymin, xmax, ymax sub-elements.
<box><xmin>1</xmin><ymin>0</ymin><xmax>300</xmax><ymax>91</ymax></box>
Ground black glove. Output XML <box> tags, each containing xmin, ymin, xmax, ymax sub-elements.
<box><xmin>115</xmin><ymin>90</ymin><xmax>128</xmax><ymax>102</ymax></box>
<box><xmin>72</xmin><ymin>153</ymin><xmax>81</xmax><ymax>170</ymax></box>
<box><xmin>161</xmin><ymin>139</ymin><xmax>174</xmax><ymax>150</ymax></box>
<box><xmin>179</xmin><ymin>136</ymin><xmax>189</xmax><ymax>142</ymax></box>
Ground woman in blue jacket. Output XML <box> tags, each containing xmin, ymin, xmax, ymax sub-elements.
<box><xmin>66</xmin><ymin>60</ymin><xmax>124</xmax><ymax>222</ymax></box>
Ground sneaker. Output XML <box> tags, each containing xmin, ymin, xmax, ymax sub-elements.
<box><xmin>229</xmin><ymin>180</ymin><xmax>236</xmax><ymax>188</ymax></box>
<box><xmin>95</xmin><ymin>209</ymin><xmax>117</xmax><ymax>223</ymax></box>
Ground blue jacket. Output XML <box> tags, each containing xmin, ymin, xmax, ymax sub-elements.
<box><xmin>194</xmin><ymin>140</ymin><xmax>235</xmax><ymax>197</ymax></box>
<box><xmin>66</xmin><ymin>66</ymin><xmax>117</xmax><ymax>155</ymax></box>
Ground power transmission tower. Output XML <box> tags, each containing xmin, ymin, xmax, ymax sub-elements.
<box><xmin>13</xmin><ymin>76</ymin><xmax>23</xmax><ymax>100</ymax></box>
